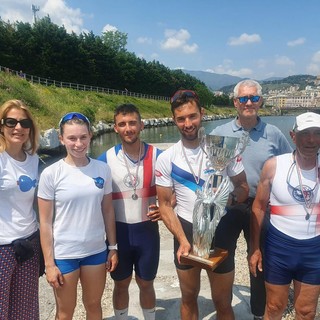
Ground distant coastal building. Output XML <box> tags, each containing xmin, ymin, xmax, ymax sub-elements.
<box><xmin>265</xmin><ymin>76</ymin><xmax>320</xmax><ymax>110</ymax></box>
<box><xmin>315</xmin><ymin>74</ymin><xmax>320</xmax><ymax>86</ymax></box>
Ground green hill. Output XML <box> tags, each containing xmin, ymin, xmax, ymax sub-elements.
<box><xmin>0</xmin><ymin>71</ymin><xmax>242</xmax><ymax>131</ymax></box>
<box><xmin>0</xmin><ymin>71</ymin><xmax>176</xmax><ymax>131</ymax></box>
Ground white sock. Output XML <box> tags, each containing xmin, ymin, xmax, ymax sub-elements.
<box><xmin>114</xmin><ymin>308</ymin><xmax>128</xmax><ymax>320</ymax></box>
<box><xmin>142</xmin><ymin>307</ymin><xmax>156</xmax><ymax>320</ymax></box>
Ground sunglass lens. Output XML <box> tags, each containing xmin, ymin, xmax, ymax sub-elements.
<box><xmin>60</xmin><ymin>112</ymin><xmax>90</xmax><ymax>126</ymax></box>
<box><xmin>4</xmin><ymin>118</ymin><xmax>32</xmax><ymax>128</ymax></box>
<box><xmin>171</xmin><ymin>90</ymin><xmax>197</xmax><ymax>103</ymax></box>
<box><xmin>19</xmin><ymin>119</ymin><xmax>33</xmax><ymax>128</ymax></box>
<box><xmin>238</xmin><ymin>96</ymin><xmax>260</xmax><ymax>103</ymax></box>
<box><xmin>238</xmin><ymin>97</ymin><xmax>248</xmax><ymax>103</ymax></box>
<box><xmin>5</xmin><ymin>118</ymin><xmax>18</xmax><ymax>127</ymax></box>
<box><xmin>251</xmin><ymin>96</ymin><xmax>260</xmax><ymax>102</ymax></box>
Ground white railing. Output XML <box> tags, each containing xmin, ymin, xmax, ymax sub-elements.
<box><xmin>0</xmin><ymin>65</ymin><xmax>170</xmax><ymax>102</ymax></box>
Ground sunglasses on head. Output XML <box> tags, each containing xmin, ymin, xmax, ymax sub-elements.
<box><xmin>1</xmin><ymin>118</ymin><xmax>33</xmax><ymax>129</ymax></box>
<box><xmin>59</xmin><ymin>112</ymin><xmax>90</xmax><ymax>127</ymax></box>
<box><xmin>237</xmin><ymin>96</ymin><xmax>261</xmax><ymax>104</ymax></box>
<box><xmin>170</xmin><ymin>90</ymin><xmax>199</xmax><ymax>104</ymax></box>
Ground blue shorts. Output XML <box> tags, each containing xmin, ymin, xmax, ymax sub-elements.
<box><xmin>110</xmin><ymin>221</ymin><xmax>160</xmax><ymax>281</ymax></box>
<box><xmin>55</xmin><ymin>249</ymin><xmax>107</xmax><ymax>275</ymax></box>
<box><xmin>265</xmin><ymin>224</ymin><xmax>320</xmax><ymax>285</ymax></box>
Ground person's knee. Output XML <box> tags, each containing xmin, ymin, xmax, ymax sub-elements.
<box><xmin>213</xmin><ymin>290</ymin><xmax>233</xmax><ymax>308</ymax></box>
<box><xmin>56</xmin><ymin>304</ymin><xmax>76</xmax><ymax>319</ymax></box>
<box><xmin>83</xmin><ymin>297</ymin><xmax>101</xmax><ymax>314</ymax></box>
<box><xmin>180</xmin><ymin>282</ymin><xmax>200</xmax><ymax>302</ymax></box>
<box><xmin>136</xmin><ymin>277</ymin><xmax>154</xmax><ymax>291</ymax></box>
<box><xmin>114</xmin><ymin>277</ymin><xmax>131</xmax><ymax>292</ymax></box>
<box><xmin>295</xmin><ymin>308</ymin><xmax>316</xmax><ymax>319</ymax></box>
<box><xmin>266</xmin><ymin>299</ymin><xmax>286</xmax><ymax>316</ymax></box>
<box><xmin>210</xmin><ymin>272</ymin><xmax>234</xmax><ymax>307</ymax></box>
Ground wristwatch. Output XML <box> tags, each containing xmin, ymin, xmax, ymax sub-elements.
<box><xmin>108</xmin><ymin>244</ymin><xmax>118</xmax><ymax>250</ymax></box>
<box><xmin>230</xmin><ymin>192</ymin><xmax>238</xmax><ymax>206</ymax></box>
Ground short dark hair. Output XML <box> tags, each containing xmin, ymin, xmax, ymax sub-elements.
<box><xmin>113</xmin><ymin>104</ymin><xmax>141</xmax><ymax>123</ymax></box>
<box><xmin>170</xmin><ymin>90</ymin><xmax>201</xmax><ymax>114</ymax></box>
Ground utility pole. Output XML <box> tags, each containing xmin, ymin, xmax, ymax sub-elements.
<box><xmin>31</xmin><ymin>4</ymin><xmax>40</xmax><ymax>24</ymax></box>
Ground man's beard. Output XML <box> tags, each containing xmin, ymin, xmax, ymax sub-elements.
<box><xmin>180</xmin><ymin>129</ymin><xmax>199</xmax><ymax>141</ymax></box>
<box><xmin>123</xmin><ymin>136</ymin><xmax>139</xmax><ymax>145</ymax></box>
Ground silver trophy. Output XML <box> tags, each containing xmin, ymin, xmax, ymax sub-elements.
<box><xmin>181</xmin><ymin>128</ymin><xmax>249</xmax><ymax>270</ymax></box>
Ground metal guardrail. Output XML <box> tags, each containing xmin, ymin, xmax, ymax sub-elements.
<box><xmin>0</xmin><ymin>65</ymin><xmax>170</xmax><ymax>102</ymax></box>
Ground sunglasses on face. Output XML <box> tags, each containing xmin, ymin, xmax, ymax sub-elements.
<box><xmin>237</xmin><ymin>96</ymin><xmax>261</xmax><ymax>104</ymax></box>
<box><xmin>1</xmin><ymin>118</ymin><xmax>33</xmax><ymax>129</ymax></box>
<box><xmin>59</xmin><ymin>112</ymin><xmax>90</xmax><ymax>127</ymax></box>
<box><xmin>170</xmin><ymin>90</ymin><xmax>199</xmax><ymax>104</ymax></box>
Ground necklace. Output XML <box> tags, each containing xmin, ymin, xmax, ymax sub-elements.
<box><xmin>294</xmin><ymin>152</ymin><xmax>319</xmax><ymax>220</ymax></box>
<box><xmin>182</xmin><ymin>144</ymin><xmax>204</xmax><ymax>186</ymax></box>
<box><xmin>122</xmin><ymin>142</ymin><xmax>142</xmax><ymax>200</ymax></box>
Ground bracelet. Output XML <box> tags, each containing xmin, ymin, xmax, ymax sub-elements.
<box><xmin>108</xmin><ymin>243</ymin><xmax>118</xmax><ymax>250</ymax></box>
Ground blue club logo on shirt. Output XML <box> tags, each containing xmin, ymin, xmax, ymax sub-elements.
<box><xmin>17</xmin><ymin>175</ymin><xmax>37</xmax><ymax>192</ymax></box>
<box><xmin>93</xmin><ymin>177</ymin><xmax>104</xmax><ymax>189</ymax></box>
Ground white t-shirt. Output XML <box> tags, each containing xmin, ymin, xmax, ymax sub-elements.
<box><xmin>0</xmin><ymin>151</ymin><xmax>39</xmax><ymax>245</ymax></box>
<box><xmin>155</xmin><ymin>140</ymin><xmax>244</xmax><ymax>223</ymax></box>
<box><xmin>38</xmin><ymin>158</ymin><xmax>112</xmax><ymax>259</ymax></box>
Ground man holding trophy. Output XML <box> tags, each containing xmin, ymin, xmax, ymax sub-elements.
<box><xmin>155</xmin><ymin>90</ymin><xmax>249</xmax><ymax>320</ymax></box>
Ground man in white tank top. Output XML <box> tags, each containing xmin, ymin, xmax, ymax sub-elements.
<box><xmin>250</xmin><ymin>112</ymin><xmax>320</xmax><ymax>320</ymax></box>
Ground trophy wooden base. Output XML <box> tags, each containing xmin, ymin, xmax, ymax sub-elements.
<box><xmin>180</xmin><ymin>248</ymin><xmax>228</xmax><ymax>271</ymax></box>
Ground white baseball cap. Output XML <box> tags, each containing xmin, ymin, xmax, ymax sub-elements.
<box><xmin>293</xmin><ymin>112</ymin><xmax>320</xmax><ymax>132</ymax></box>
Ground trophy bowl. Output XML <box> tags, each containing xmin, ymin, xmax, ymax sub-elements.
<box><xmin>180</xmin><ymin>129</ymin><xmax>248</xmax><ymax>271</ymax></box>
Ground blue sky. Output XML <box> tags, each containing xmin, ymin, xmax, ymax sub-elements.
<box><xmin>1</xmin><ymin>0</ymin><xmax>320</xmax><ymax>80</ymax></box>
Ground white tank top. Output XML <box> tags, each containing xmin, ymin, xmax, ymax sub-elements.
<box><xmin>270</xmin><ymin>153</ymin><xmax>320</xmax><ymax>239</ymax></box>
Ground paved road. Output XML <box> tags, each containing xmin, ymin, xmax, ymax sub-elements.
<box><xmin>39</xmin><ymin>222</ymin><xmax>255</xmax><ymax>319</ymax></box>
<box><xmin>41</xmin><ymin>221</ymin><xmax>320</xmax><ymax>320</ymax></box>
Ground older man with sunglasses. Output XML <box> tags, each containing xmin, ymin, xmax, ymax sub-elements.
<box><xmin>211</xmin><ymin>79</ymin><xmax>292</xmax><ymax>319</ymax></box>
<box><xmin>156</xmin><ymin>90</ymin><xmax>249</xmax><ymax>320</ymax></box>
<box><xmin>250</xmin><ymin>112</ymin><xmax>320</xmax><ymax>319</ymax></box>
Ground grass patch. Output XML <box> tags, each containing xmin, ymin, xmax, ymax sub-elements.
<box><xmin>0</xmin><ymin>72</ymin><xmax>274</xmax><ymax>132</ymax></box>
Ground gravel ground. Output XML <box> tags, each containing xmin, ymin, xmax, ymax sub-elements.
<box><xmin>39</xmin><ymin>222</ymin><xmax>320</xmax><ymax>319</ymax></box>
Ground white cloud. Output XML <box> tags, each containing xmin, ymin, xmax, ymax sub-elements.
<box><xmin>228</xmin><ymin>33</ymin><xmax>261</xmax><ymax>46</ymax></box>
<box><xmin>306</xmin><ymin>63</ymin><xmax>319</xmax><ymax>75</ymax></box>
<box><xmin>161</xmin><ymin>28</ymin><xmax>198</xmax><ymax>54</ymax></box>
<box><xmin>150</xmin><ymin>53</ymin><xmax>159</xmax><ymax>59</ymax></box>
<box><xmin>311</xmin><ymin>51</ymin><xmax>320</xmax><ymax>63</ymax></box>
<box><xmin>137</xmin><ymin>37</ymin><xmax>152</xmax><ymax>45</ymax></box>
<box><xmin>287</xmin><ymin>37</ymin><xmax>305</xmax><ymax>47</ymax></box>
<box><xmin>275</xmin><ymin>55</ymin><xmax>295</xmax><ymax>66</ymax></box>
<box><xmin>207</xmin><ymin>60</ymin><xmax>253</xmax><ymax>77</ymax></box>
<box><xmin>102</xmin><ymin>24</ymin><xmax>117</xmax><ymax>33</ymax></box>
<box><xmin>306</xmin><ymin>51</ymin><xmax>320</xmax><ymax>75</ymax></box>
<box><xmin>0</xmin><ymin>0</ymin><xmax>85</xmax><ymax>34</ymax></box>
<box><xmin>42</xmin><ymin>0</ymin><xmax>83</xmax><ymax>34</ymax></box>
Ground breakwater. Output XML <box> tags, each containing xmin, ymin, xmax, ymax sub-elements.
<box><xmin>39</xmin><ymin>113</ymin><xmax>233</xmax><ymax>154</ymax></box>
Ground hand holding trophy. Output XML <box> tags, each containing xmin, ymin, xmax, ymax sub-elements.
<box><xmin>181</xmin><ymin>128</ymin><xmax>249</xmax><ymax>271</ymax></box>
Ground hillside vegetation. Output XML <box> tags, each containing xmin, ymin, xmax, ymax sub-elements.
<box><xmin>0</xmin><ymin>71</ymin><xmax>245</xmax><ymax>131</ymax></box>
<box><xmin>220</xmin><ymin>74</ymin><xmax>317</xmax><ymax>94</ymax></box>
<box><xmin>0</xmin><ymin>17</ymin><xmax>217</xmax><ymax>106</ymax></box>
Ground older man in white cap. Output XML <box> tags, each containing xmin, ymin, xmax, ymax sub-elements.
<box><xmin>249</xmin><ymin>112</ymin><xmax>320</xmax><ymax>320</ymax></box>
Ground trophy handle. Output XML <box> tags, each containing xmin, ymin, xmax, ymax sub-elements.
<box><xmin>198</xmin><ymin>127</ymin><xmax>208</xmax><ymax>157</ymax></box>
<box><xmin>236</xmin><ymin>131</ymin><xmax>250</xmax><ymax>157</ymax></box>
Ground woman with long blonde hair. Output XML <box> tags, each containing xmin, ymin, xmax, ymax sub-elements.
<box><xmin>0</xmin><ymin>99</ymin><xmax>41</xmax><ymax>320</ymax></box>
